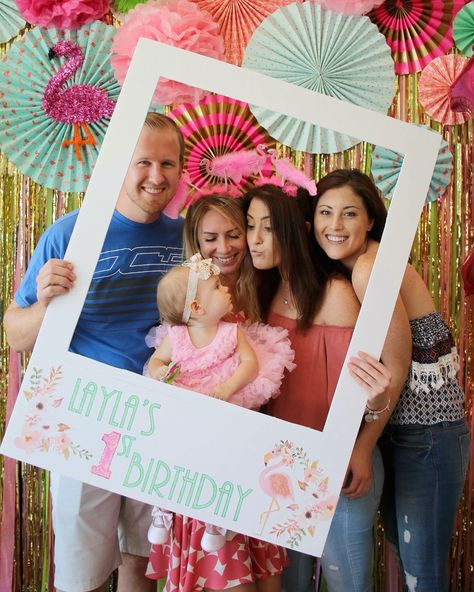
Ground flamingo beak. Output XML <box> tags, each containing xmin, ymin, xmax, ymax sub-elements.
<box><xmin>263</xmin><ymin>451</ymin><xmax>273</xmax><ymax>465</ymax></box>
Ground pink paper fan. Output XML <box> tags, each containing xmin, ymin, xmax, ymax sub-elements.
<box><xmin>111</xmin><ymin>0</ymin><xmax>225</xmax><ymax>106</ymax></box>
<box><xmin>16</xmin><ymin>0</ymin><xmax>112</xmax><ymax>29</ymax></box>
<box><xmin>169</xmin><ymin>94</ymin><xmax>275</xmax><ymax>198</ymax></box>
<box><xmin>419</xmin><ymin>54</ymin><xmax>470</xmax><ymax>125</ymax></box>
<box><xmin>313</xmin><ymin>1</ymin><xmax>384</xmax><ymax>16</ymax></box>
<box><xmin>450</xmin><ymin>55</ymin><xmax>474</xmax><ymax>116</ymax></box>
<box><xmin>189</xmin><ymin>0</ymin><xmax>294</xmax><ymax>66</ymax></box>
<box><xmin>368</xmin><ymin>0</ymin><xmax>465</xmax><ymax>75</ymax></box>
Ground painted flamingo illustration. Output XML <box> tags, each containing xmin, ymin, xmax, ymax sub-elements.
<box><xmin>42</xmin><ymin>40</ymin><xmax>115</xmax><ymax>162</ymax></box>
<box><xmin>258</xmin><ymin>448</ymin><xmax>295</xmax><ymax>535</ymax></box>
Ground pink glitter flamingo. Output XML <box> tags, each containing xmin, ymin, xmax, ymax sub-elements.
<box><xmin>258</xmin><ymin>448</ymin><xmax>295</xmax><ymax>535</ymax></box>
<box><xmin>42</xmin><ymin>40</ymin><xmax>115</xmax><ymax>162</ymax></box>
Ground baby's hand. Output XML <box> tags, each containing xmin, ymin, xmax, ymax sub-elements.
<box><xmin>150</xmin><ymin>365</ymin><xmax>169</xmax><ymax>381</ymax></box>
<box><xmin>210</xmin><ymin>383</ymin><xmax>233</xmax><ymax>401</ymax></box>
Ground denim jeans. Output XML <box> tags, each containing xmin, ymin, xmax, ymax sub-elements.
<box><xmin>380</xmin><ymin>419</ymin><xmax>470</xmax><ymax>592</ymax></box>
<box><xmin>282</xmin><ymin>446</ymin><xmax>384</xmax><ymax>592</ymax></box>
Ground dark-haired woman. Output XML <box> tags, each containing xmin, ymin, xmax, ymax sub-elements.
<box><xmin>244</xmin><ymin>184</ymin><xmax>404</xmax><ymax>592</ymax></box>
<box><xmin>313</xmin><ymin>169</ymin><xmax>470</xmax><ymax>592</ymax></box>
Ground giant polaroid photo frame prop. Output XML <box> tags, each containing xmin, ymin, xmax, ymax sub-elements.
<box><xmin>1</xmin><ymin>41</ymin><xmax>440</xmax><ymax>556</ymax></box>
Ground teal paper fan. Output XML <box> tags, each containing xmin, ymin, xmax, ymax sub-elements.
<box><xmin>453</xmin><ymin>2</ymin><xmax>474</xmax><ymax>57</ymax></box>
<box><xmin>0</xmin><ymin>22</ymin><xmax>120</xmax><ymax>192</ymax></box>
<box><xmin>0</xmin><ymin>0</ymin><xmax>26</xmax><ymax>42</ymax></box>
<box><xmin>242</xmin><ymin>2</ymin><xmax>395</xmax><ymax>154</ymax></box>
<box><xmin>371</xmin><ymin>128</ymin><xmax>453</xmax><ymax>204</ymax></box>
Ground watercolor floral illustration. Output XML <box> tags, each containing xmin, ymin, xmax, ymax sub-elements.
<box><xmin>14</xmin><ymin>366</ymin><xmax>91</xmax><ymax>460</ymax></box>
<box><xmin>259</xmin><ymin>440</ymin><xmax>338</xmax><ymax>548</ymax></box>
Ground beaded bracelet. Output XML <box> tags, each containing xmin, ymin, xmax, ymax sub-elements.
<box><xmin>364</xmin><ymin>398</ymin><xmax>391</xmax><ymax>423</ymax></box>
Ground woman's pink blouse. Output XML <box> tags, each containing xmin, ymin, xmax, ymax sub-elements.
<box><xmin>267</xmin><ymin>310</ymin><xmax>354</xmax><ymax>431</ymax></box>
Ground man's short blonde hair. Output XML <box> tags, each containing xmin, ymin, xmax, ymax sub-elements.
<box><xmin>144</xmin><ymin>112</ymin><xmax>185</xmax><ymax>165</ymax></box>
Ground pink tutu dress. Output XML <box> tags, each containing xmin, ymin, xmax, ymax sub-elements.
<box><xmin>145</xmin><ymin>321</ymin><xmax>295</xmax><ymax>409</ymax></box>
<box><xmin>145</xmin><ymin>321</ymin><xmax>294</xmax><ymax>589</ymax></box>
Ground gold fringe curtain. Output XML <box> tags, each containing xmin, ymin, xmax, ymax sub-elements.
<box><xmin>0</xmin><ymin>34</ymin><xmax>473</xmax><ymax>592</ymax></box>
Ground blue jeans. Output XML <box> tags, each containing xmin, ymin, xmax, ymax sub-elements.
<box><xmin>282</xmin><ymin>446</ymin><xmax>384</xmax><ymax>592</ymax></box>
<box><xmin>380</xmin><ymin>419</ymin><xmax>470</xmax><ymax>592</ymax></box>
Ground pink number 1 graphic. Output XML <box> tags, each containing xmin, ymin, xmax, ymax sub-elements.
<box><xmin>91</xmin><ymin>431</ymin><xmax>121</xmax><ymax>479</ymax></box>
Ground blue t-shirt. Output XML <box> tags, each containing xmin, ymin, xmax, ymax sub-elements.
<box><xmin>15</xmin><ymin>210</ymin><xmax>183</xmax><ymax>373</ymax></box>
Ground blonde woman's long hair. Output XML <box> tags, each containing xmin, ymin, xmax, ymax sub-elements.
<box><xmin>183</xmin><ymin>195</ymin><xmax>259</xmax><ymax>321</ymax></box>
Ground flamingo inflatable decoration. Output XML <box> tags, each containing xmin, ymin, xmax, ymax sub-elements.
<box><xmin>256</xmin><ymin>145</ymin><xmax>317</xmax><ymax>196</ymax></box>
<box><xmin>42</xmin><ymin>40</ymin><xmax>115</xmax><ymax>162</ymax></box>
<box><xmin>258</xmin><ymin>448</ymin><xmax>295</xmax><ymax>535</ymax></box>
<box><xmin>200</xmin><ymin>148</ymin><xmax>268</xmax><ymax>187</ymax></box>
<box><xmin>199</xmin><ymin>144</ymin><xmax>317</xmax><ymax>195</ymax></box>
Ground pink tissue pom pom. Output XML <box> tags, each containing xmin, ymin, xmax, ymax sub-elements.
<box><xmin>111</xmin><ymin>0</ymin><xmax>225</xmax><ymax>105</ymax></box>
<box><xmin>16</xmin><ymin>0</ymin><xmax>112</xmax><ymax>29</ymax></box>
<box><xmin>312</xmin><ymin>0</ymin><xmax>384</xmax><ymax>15</ymax></box>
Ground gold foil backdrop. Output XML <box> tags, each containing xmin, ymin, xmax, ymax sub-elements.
<box><xmin>0</xmin><ymin>33</ymin><xmax>473</xmax><ymax>592</ymax></box>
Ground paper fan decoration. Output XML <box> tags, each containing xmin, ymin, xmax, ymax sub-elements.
<box><xmin>313</xmin><ymin>1</ymin><xmax>384</xmax><ymax>16</ymax></box>
<box><xmin>189</xmin><ymin>0</ymin><xmax>294</xmax><ymax>65</ymax></box>
<box><xmin>16</xmin><ymin>0</ymin><xmax>112</xmax><ymax>29</ymax></box>
<box><xmin>368</xmin><ymin>0</ymin><xmax>465</xmax><ymax>75</ymax></box>
<box><xmin>0</xmin><ymin>22</ymin><xmax>120</xmax><ymax>192</ymax></box>
<box><xmin>168</xmin><ymin>94</ymin><xmax>275</xmax><ymax>196</ymax></box>
<box><xmin>419</xmin><ymin>54</ymin><xmax>471</xmax><ymax>125</ymax></box>
<box><xmin>0</xmin><ymin>1</ymin><xmax>26</xmax><ymax>42</ymax></box>
<box><xmin>450</xmin><ymin>55</ymin><xmax>474</xmax><ymax>116</ymax></box>
<box><xmin>242</xmin><ymin>2</ymin><xmax>395</xmax><ymax>154</ymax></box>
<box><xmin>111</xmin><ymin>0</ymin><xmax>225</xmax><ymax>106</ymax></box>
<box><xmin>453</xmin><ymin>1</ymin><xmax>474</xmax><ymax>57</ymax></box>
<box><xmin>371</xmin><ymin>127</ymin><xmax>453</xmax><ymax>204</ymax></box>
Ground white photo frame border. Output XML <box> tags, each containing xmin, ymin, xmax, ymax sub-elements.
<box><xmin>0</xmin><ymin>41</ymin><xmax>441</xmax><ymax>556</ymax></box>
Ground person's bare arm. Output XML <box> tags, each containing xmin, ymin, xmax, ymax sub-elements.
<box><xmin>343</xmin><ymin>254</ymin><xmax>411</xmax><ymax>499</ymax></box>
<box><xmin>5</xmin><ymin>259</ymin><xmax>75</xmax><ymax>352</ymax></box>
<box><xmin>147</xmin><ymin>336</ymin><xmax>173</xmax><ymax>380</ymax></box>
<box><xmin>211</xmin><ymin>328</ymin><xmax>259</xmax><ymax>400</ymax></box>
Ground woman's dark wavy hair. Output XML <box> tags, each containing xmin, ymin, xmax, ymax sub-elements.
<box><xmin>243</xmin><ymin>184</ymin><xmax>334</xmax><ymax>329</ymax></box>
<box><xmin>309</xmin><ymin>169</ymin><xmax>388</xmax><ymax>279</ymax></box>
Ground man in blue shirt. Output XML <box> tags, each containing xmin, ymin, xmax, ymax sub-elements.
<box><xmin>5</xmin><ymin>113</ymin><xmax>185</xmax><ymax>592</ymax></box>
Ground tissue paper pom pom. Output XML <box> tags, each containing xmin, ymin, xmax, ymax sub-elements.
<box><xmin>313</xmin><ymin>0</ymin><xmax>384</xmax><ymax>15</ymax></box>
<box><xmin>111</xmin><ymin>0</ymin><xmax>225</xmax><ymax>105</ymax></box>
<box><xmin>16</xmin><ymin>0</ymin><xmax>112</xmax><ymax>29</ymax></box>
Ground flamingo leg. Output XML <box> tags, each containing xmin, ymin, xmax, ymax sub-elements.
<box><xmin>62</xmin><ymin>123</ymin><xmax>96</xmax><ymax>162</ymax></box>
<box><xmin>258</xmin><ymin>497</ymin><xmax>281</xmax><ymax>536</ymax></box>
